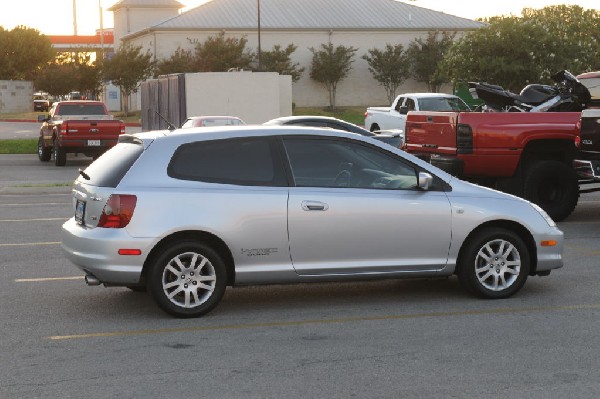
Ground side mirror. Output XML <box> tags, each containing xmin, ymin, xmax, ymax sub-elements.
<box><xmin>399</xmin><ymin>106</ymin><xmax>409</xmax><ymax>115</ymax></box>
<box><xmin>418</xmin><ymin>172</ymin><xmax>433</xmax><ymax>190</ymax></box>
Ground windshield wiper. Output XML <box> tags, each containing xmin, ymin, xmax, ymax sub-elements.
<box><xmin>78</xmin><ymin>168</ymin><xmax>90</xmax><ymax>180</ymax></box>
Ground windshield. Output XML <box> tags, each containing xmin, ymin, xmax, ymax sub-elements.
<box><xmin>418</xmin><ymin>97</ymin><xmax>470</xmax><ymax>111</ymax></box>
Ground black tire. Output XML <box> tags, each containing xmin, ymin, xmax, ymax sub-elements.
<box><xmin>38</xmin><ymin>137</ymin><xmax>51</xmax><ymax>162</ymax></box>
<box><xmin>457</xmin><ymin>227</ymin><xmax>530</xmax><ymax>299</ymax></box>
<box><xmin>369</xmin><ymin>124</ymin><xmax>380</xmax><ymax>132</ymax></box>
<box><xmin>148</xmin><ymin>241</ymin><xmax>227</xmax><ymax>318</ymax></box>
<box><xmin>523</xmin><ymin>160</ymin><xmax>578</xmax><ymax>222</ymax></box>
<box><xmin>53</xmin><ymin>138</ymin><xmax>66</xmax><ymax>166</ymax></box>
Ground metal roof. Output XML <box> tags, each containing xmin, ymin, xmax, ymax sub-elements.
<box><xmin>149</xmin><ymin>0</ymin><xmax>485</xmax><ymax>31</ymax></box>
<box><xmin>107</xmin><ymin>0</ymin><xmax>184</xmax><ymax>11</ymax></box>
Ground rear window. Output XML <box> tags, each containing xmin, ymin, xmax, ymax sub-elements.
<box><xmin>56</xmin><ymin>104</ymin><xmax>106</xmax><ymax>116</ymax></box>
<box><xmin>168</xmin><ymin>137</ymin><xmax>286</xmax><ymax>186</ymax></box>
<box><xmin>418</xmin><ymin>97</ymin><xmax>470</xmax><ymax>111</ymax></box>
<box><xmin>78</xmin><ymin>142</ymin><xmax>143</xmax><ymax>187</ymax></box>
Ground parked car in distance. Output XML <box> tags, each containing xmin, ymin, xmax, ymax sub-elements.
<box><xmin>33</xmin><ymin>92</ymin><xmax>52</xmax><ymax>112</ymax></box>
<box><xmin>181</xmin><ymin>115</ymin><xmax>246</xmax><ymax>128</ymax></box>
<box><xmin>264</xmin><ymin>115</ymin><xmax>404</xmax><ymax>148</ymax></box>
<box><xmin>61</xmin><ymin>126</ymin><xmax>563</xmax><ymax>318</ymax></box>
<box><xmin>364</xmin><ymin>93</ymin><xmax>470</xmax><ymax>133</ymax></box>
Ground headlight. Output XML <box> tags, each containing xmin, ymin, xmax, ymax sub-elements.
<box><xmin>531</xmin><ymin>203</ymin><xmax>556</xmax><ymax>227</ymax></box>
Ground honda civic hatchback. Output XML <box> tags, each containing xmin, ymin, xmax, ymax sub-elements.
<box><xmin>61</xmin><ymin>126</ymin><xmax>564</xmax><ymax>318</ymax></box>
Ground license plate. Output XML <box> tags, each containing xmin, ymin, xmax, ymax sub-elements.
<box><xmin>87</xmin><ymin>140</ymin><xmax>101</xmax><ymax>146</ymax></box>
<box><xmin>75</xmin><ymin>199</ymin><xmax>86</xmax><ymax>224</ymax></box>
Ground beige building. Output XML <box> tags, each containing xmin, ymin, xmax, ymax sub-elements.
<box><xmin>108</xmin><ymin>0</ymin><xmax>484</xmax><ymax>107</ymax></box>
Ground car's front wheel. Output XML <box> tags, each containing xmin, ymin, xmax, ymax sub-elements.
<box><xmin>457</xmin><ymin>228</ymin><xmax>530</xmax><ymax>299</ymax></box>
<box><xmin>148</xmin><ymin>241</ymin><xmax>227</xmax><ymax>318</ymax></box>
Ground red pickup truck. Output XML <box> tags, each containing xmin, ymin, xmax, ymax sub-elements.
<box><xmin>404</xmin><ymin>111</ymin><xmax>590</xmax><ymax>221</ymax></box>
<box><xmin>38</xmin><ymin>101</ymin><xmax>126</xmax><ymax>166</ymax></box>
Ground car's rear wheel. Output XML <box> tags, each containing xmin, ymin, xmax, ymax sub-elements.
<box><xmin>148</xmin><ymin>241</ymin><xmax>227</xmax><ymax>318</ymax></box>
<box><xmin>457</xmin><ymin>228</ymin><xmax>530</xmax><ymax>299</ymax></box>
<box><xmin>53</xmin><ymin>138</ymin><xmax>66</xmax><ymax>166</ymax></box>
<box><xmin>38</xmin><ymin>137</ymin><xmax>51</xmax><ymax>162</ymax></box>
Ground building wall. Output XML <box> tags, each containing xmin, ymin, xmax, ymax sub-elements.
<box><xmin>127</xmin><ymin>28</ymin><xmax>456</xmax><ymax>108</ymax></box>
<box><xmin>112</xmin><ymin>7</ymin><xmax>181</xmax><ymax>47</ymax></box>
<box><xmin>0</xmin><ymin>81</ymin><xmax>34</xmax><ymax>113</ymax></box>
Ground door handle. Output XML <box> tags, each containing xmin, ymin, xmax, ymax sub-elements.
<box><xmin>301</xmin><ymin>200</ymin><xmax>329</xmax><ymax>211</ymax></box>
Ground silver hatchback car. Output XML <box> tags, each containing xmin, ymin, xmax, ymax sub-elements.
<box><xmin>61</xmin><ymin>126</ymin><xmax>563</xmax><ymax>318</ymax></box>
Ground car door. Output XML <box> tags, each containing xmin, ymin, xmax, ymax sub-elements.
<box><xmin>282</xmin><ymin>136</ymin><xmax>452</xmax><ymax>276</ymax></box>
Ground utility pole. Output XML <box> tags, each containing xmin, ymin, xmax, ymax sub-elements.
<box><xmin>257</xmin><ymin>0</ymin><xmax>261</xmax><ymax>70</ymax></box>
<box><xmin>73</xmin><ymin>0</ymin><xmax>78</xmax><ymax>35</ymax></box>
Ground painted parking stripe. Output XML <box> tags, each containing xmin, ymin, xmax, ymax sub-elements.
<box><xmin>0</xmin><ymin>242</ymin><xmax>60</xmax><ymax>247</ymax></box>
<box><xmin>0</xmin><ymin>218</ymin><xmax>67</xmax><ymax>222</ymax></box>
<box><xmin>48</xmin><ymin>303</ymin><xmax>600</xmax><ymax>341</ymax></box>
<box><xmin>15</xmin><ymin>276</ymin><xmax>84</xmax><ymax>282</ymax></box>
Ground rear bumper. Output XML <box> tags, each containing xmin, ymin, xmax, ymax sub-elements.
<box><xmin>573</xmin><ymin>159</ymin><xmax>600</xmax><ymax>181</ymax></box>
<box><xmin>61</xmin><ymin>218</ymin><xmax>150</xmax><ymax>285</ymax></box>
<box><xmin>429</xmin><ymin>155</ymin><xmax>464</xmax><ymax>177</ymax></box>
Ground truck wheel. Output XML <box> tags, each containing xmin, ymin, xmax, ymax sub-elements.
<box><xmin>523</xmin><ymin>160</ymin><xmax>578</xmax><ymax>222</ymax></box>
<box><xmin>38</xmin><ymin>138</ymin><xmax>51</xmax><ymax>162</ymax></box>
<box><xmin>369</xmin><ymin>124</ymin><xmax>380</xmax><ymax>132</ymax></box>
<box><xmin>53</xmin><ymin>139</ymin><xmax>66</xmax><ymax>166</ymax></box>
<box><xmin>457</xmin><ymin>227</ymin><xmax>530</xmax><ymax>299</ymax></box>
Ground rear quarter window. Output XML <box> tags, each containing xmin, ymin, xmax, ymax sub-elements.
<box><xmin>168</xmin><ymin>137</ymin><xmax>287</xmax><ymax>186</ymax></box>
<box><xmin>78</xmin><ymin>142</ymin><xmax>144</xmax><ymax>187</ymax></box>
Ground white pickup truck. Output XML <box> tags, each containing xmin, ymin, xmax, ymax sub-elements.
<box><xmin>364</xmin><ymin>93</ymin><xmax>470</xmax><ymax>133</ymax></box>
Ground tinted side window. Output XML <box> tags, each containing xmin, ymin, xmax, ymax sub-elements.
<box><xmin>168</xmin><ymin>137</ymin><xmax>286</xmax><ymax>186</ymax></box>
<box><xmin>283</xmin><ymin>138</ymin><xmax>418</xmax><ymax>189</ymax></box>
<box><xmin>79</xmin><ymin>142</ymin><xmax>143</xmax><ymax>188</ymax></box>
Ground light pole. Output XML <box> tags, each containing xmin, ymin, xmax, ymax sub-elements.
<box><xmin>257</xmin><ymin>0</ymin><xmax>262</xmax><ymax>70</ymax></box>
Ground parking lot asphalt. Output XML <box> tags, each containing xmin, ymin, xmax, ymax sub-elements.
<box><xmin>1</xmin><ymin>153</ymin><xmax>599</xmax><ymax>398</ymax></box>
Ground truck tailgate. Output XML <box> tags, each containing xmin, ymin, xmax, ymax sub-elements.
<box><xmin>63</xmin><ymin>120</ymin><xmax>124</xmax><ymax>139</ymax></box>
<box><xmin>405</xmin><ymin>111</ymin><xmax>459</xmax><ymax>156</ymax></box>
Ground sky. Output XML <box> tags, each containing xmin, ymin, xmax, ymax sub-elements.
<box><xmin>0</xmin><ymin>0</ymin><xmax>598</xmax><ymax>36</ymax></box>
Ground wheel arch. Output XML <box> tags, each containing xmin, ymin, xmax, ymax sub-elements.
<box><xmin>521</xmin><ymin>139</ymin><xmax>576</xmax><ymax>164</ymax></box>
<box><xmin>456</xmin><ymin>220</ymin><xmax>538</xmax><ymax>275</ymax></box>
<box><xmin>142</xmin><ymin>230</ymin><xmax>236</xmax><ymax>286</ymax></box>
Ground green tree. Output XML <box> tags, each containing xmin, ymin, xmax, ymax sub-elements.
<box><xmin>522</xmin><ymin>5</ymin><xmax>600</xmax><ymax>78</ymax></box>
<box><xmin>362</xmin><ymin>44</ymin><xmax>410</xmax><ymax>103</ymax></box>
<box><xmin>442</xmin><ymin>5</ymin><xmax>600</xmax><ymax>91</ymax></box>
<box><xmin>155</xmin><ymin>47</ymin><xmax>197</xmax><ymax>76</ymax></box>
<box><xmin>0</xmin><ymin>26</ymin><xmax>55</xmax><ymax>81</ymax></box>
<box><xmin>195</xmin><ymin>33</ymin><xmax>254</xmax><ymax>72</ymax></box>
<box><xmin>103</xmin><ymin>43</ymin><xmax>154</xmax><ymax>116</ymax></box>
<box><xmin>34</xmin><ymin>63</ymin><xmax>77</xmax><ymax>97</ymax></box>
<box><xmin>309</xmin><ymin>43</ymin><xmax>357</xmax><ymax>111</ymax></box>
<box><xmin>260</xmin><ymin>44</ymin><xmax>305</xmax><ymax>82</ymax></box>
<box><xmin>407</xmin><ymin>31</ymin><xmax>455</xmax><ymax>93</ymax></box>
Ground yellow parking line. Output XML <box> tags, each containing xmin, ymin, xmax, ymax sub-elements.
<box><xmin>48</xmin><ymin>303</ymin><xmax>600</xmax><ymax>341</ymax></box>
<box><xmin>15</xmin><ymin>276</ymin><xmax>84</xmax><ymax>282</ymax></box>
<box><xmin>0</xmin><ymin>242</ymin><xmax>61</xmax><ymax>247</ymax></box>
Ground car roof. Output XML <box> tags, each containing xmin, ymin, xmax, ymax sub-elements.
<box><xmin>186</xmin><ymin>116</ymin><xmax>243</xmax><ymax>120</ymax></box>
<box><xmin>400</xmin><ymin>93</ymin><xmax>460</xmax><ymax>98</ymax></box>
<box><xmin>265</xmin><ymin>115</ymin><xmax>347</xmax><ymax>124</ymax></box>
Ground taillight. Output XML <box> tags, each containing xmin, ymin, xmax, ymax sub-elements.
<box><xmin>120</xmin><ymin>122</ymin><xmax>126</xmax><ymax>134</ymax></box>
<box><xmin>97</xmin><ymin>195</ymin><xmax>137</xmax><ymax>228</ymax></box>
<box><xmin>456</xmin><ymin>124</ymin><xmax>473</xmax><ymax>154</ymax></box>
<box><xmin>364</xmin><ymin>111</ymin><xmax>369</xmax><ymax>117</ymax></box>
